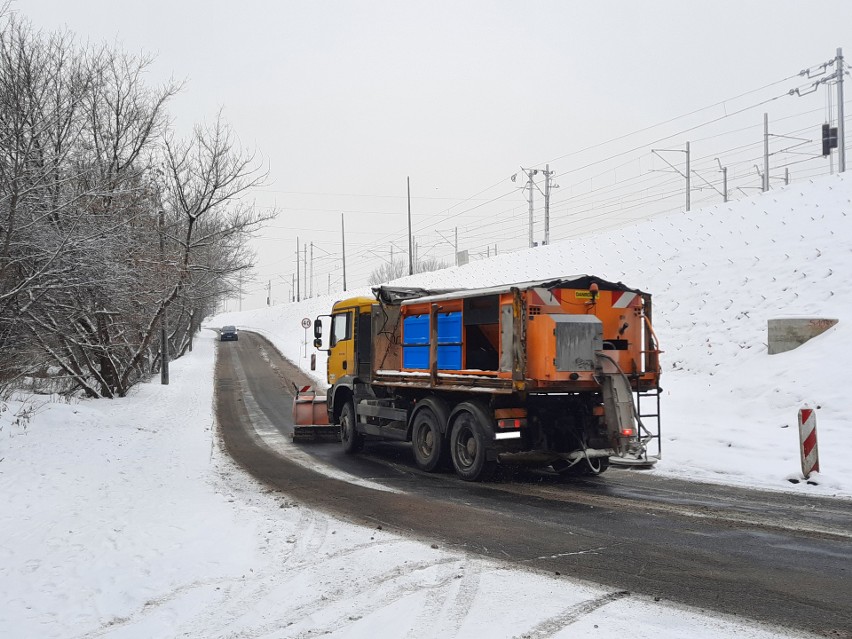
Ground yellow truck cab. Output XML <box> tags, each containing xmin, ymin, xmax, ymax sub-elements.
<box><xmin>315</xmin><ymin>296</ymin><xmax>375</xmax><ymax>418</ymax></box>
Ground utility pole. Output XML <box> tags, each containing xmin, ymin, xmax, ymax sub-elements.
<box><xmin>716</xmin><ymin>159</ymin><xmax>728</xmax><ymax>203</ymax></box>
<box><xmin>158</xmin><ymin>209</ymin><xmax>169</xmax><ymax>385</ymax></box>
<box><xmin>512</xmin><ymin>168</ymin><xmax>544</xmax><ymax>247</ymax></box>
<box><xmin>295</xmin><ymin>237</ymin><xmax>300</xmax><ymax>302</ymax></box>
<box><xmin>291</xmin><ymin>273</ymin><xmax>295</xmax><ymax>302</ymax></box>
<box><xmin>527</xmin><ymin>169</ymin><xmax>535</xmax><ymax>248</ymax></box>
<box><xmin>792</xmin><ymin>48</ymin><xmax>846</xmax><ymax>172</ymax></box>
<box><xmin>763</xmin><ymin>113</ymin><xmax>770</xmax><ymax>192</ymax></box>
<box><xmin>685</xmin><ymin>142</ymin><xmax>691</xmax><ymax>211</ymax></box>
<box><xmin>309</xmin><ymin>241</ymin><xmax>314</xmax><ymax>298</ymax></box>
<box><xmin>303</xmin><ymin>246</ymin><xmax>308</xmax><ymax>299</ymax></box>
<box><xmin>238</xmin><ymin>272</ymin><xmax>243</xmax><ymax>312</ymax></box>
<box><xmin>543</xmin><ymin>164</ymin><xmax>558</xmax><ymax>246</ymax></box>
<box><xmin>407</xmin><ymin>177</ymin><xmax>413</xmax><ymax>276</ymax></box>
<box><xmin>267</xmin><ymin>279</ymin><xmax>271</xmax><ymax>306</ymax></box>
<box><xmin>341</xmin><ymin>214</ymin><xmax>347</xmax><ymax>292</ymax></box>
<box><xmin>454</xmin><ymin>227</ymin><xmax>458</xmax><ymax>266</ymax></box>
<box><xmin>838</xmin><ymin>47</ymin><xmax>846</xmax><ymax>173</ymax></box>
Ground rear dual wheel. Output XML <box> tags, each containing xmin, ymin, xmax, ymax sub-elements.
<box><xmin>450</xmin><ymin>402</ymin><xmax>497</xmax><ymax>482</ymax></box>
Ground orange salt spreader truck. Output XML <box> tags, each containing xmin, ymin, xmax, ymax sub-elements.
<box><xmin>310</xmin><ymin>275</ymin><xmax>662</xmax><ymax>481</ymax></box>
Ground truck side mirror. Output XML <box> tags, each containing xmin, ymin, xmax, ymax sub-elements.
<box><xmin>313</xmin><ymin>318</ymin><xmax>323</xmax><ymax>339</ymax></box>
<box><xmin>313</xmin><ymin>338</ymin><xmax>322</xmax><ymax>349</ymax></box>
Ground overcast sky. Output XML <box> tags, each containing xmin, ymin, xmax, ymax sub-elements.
<box><xmin>18</xmin><ymin>0</ymin><xmax>852</xmax><ymax>308</ymax></box>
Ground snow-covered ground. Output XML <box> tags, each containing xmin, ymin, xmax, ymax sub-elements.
<box><xmin>3</xmin><ymin>173</ymin><xmax>850</xmax><ymax>638</ymax></box>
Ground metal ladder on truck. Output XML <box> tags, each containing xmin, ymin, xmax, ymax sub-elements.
<box><xmin>634</xmin><ymin>375</ymin><xmax>661</xmax><ymax>464</ymax></box>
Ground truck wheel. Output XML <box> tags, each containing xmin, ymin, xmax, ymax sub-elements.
<box><xmin>340</xmin><ymin>401</ymin><xmax>362</xmax><ymax>454</ymax></box>
<box><xmin>411</xmin><ymin>408</ymin><xmax>445</xmax><ymax>472</ymax></box>
<box><xmin>450</xmin><ymin>403</ymin><xmax>497</xmax><ymax>482</ymax></box>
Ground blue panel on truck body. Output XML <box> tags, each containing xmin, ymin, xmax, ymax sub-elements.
<box><xmin>402</xmin><ymin>312</ymin><xmax>463</xmax><ymax>370</ymax></box>
<box><xmin>437</xmin><ymin>312</ymin><xmax>462</xmax><ymax>369</ymax></box>
<box><xmin>403</xmin><ymin>315</ymin><xmax>429</xmax><ymax>368</ymax></box>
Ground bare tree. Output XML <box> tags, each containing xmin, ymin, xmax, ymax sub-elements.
<box><xmin>368</xmin><ymin>256</ymin><xmax>449</xmax><ymax>285</ymax></box>
<box><xmin>0</xmin><ymin>13</ymin><xmax>274</xmax><ymax>398</ymax></box>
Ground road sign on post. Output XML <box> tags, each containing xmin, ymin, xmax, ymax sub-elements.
<box><xmin>301</xmin><ymin>317</ymin><xmax>311</xmax><ymax>358</ymax></box>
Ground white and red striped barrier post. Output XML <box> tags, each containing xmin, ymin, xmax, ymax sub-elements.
<box><xmin>798</xmin><ymin>407</ymin><xmax>819</xmax><ymax>479</ymax></box>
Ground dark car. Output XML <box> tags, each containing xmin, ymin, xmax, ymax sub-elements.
<box><xmin>220</xmin><ymin>325</ymin><xmax>238</xmax><ymax>341</ymax></box>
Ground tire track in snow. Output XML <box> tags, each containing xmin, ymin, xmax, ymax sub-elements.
<box><xmin>404</xmin><ymin>556</ymin><xmax>482</xmax><ymax>639</ymax></box>
<box><xmin>513</xmin><ymin>590</ymin><xmax>631</xmax><ymax>639</ymax></box>
<box><xmin>220</xmin><ymin>556</ymin><xmax>462</xmax><ymax>639</ymax></box>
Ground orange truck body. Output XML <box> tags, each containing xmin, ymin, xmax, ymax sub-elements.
<box><xmin>316</xmin><ymin>275</ymin><xmax>662</xmax><ymax>480</ymax></box>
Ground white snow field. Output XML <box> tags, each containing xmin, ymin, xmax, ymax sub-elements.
<box><xmin>2</xmin><ymin>173</ymin><xmax>850</xmax><ymax>638</ymax></box>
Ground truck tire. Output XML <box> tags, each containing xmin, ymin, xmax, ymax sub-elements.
<box><xmin>450</xmin><ymin>402</ymin><xmax>497</xmax><ymax>481</ymax></box>
<box><xmin>411</xmin><ymin>407</ymin><xmax>445</xmax><ymax>472</ymax></box>
<box><xmin>340</xmin><ymin>401</ymin><xmax>362</xmax><ymax>454</ymax></box>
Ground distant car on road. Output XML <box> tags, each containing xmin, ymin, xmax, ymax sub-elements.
<box><xmin>220</xmin><ymin>325</ymin><xmax>238</xmax><ymax>342</ymax></box>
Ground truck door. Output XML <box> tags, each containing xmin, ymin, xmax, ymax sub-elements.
<box><xmin>328</xmin><ymin>309</ymin><xmax>353</xmax><ymax>384</ymax></box>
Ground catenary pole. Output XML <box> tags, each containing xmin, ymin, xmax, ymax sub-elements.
<box><xmin>838</xmin><ymin>47</ymin><xmax>846</xmax><ymax>173</ymax></box>
<box><xmin>543</xmin><ymin>164</ymin><xmax>551</xmax><ymax>246</ymax></box>
<box><xmin>528</xmin><ymin>169</ymin><xmax>534</xmax><ymax>248</ymax></box>
<box><xmin>454</xmin><ymin>227</ymin><xmax>458</xmax><ymax>265</ymax></box>
<box><xmin>303</xmin><ymin>246</ymin><xmax>308</xmax><ymax>300</ymax></box>
<box><xmin>685</xmin><ymin>142</ymin><xmax>691</xmax><ymax>211</ymax></box>
<box><xmin>340</xmin><ymin>213</ymin><xmax>346</xmax><ymax>291</ymax></box>
<box><xmin>407</xmin><ymin>177</ymin><xmax>413</xmax><ymax>276</ymax></box>
<box><xmin>158</xmin><ymin>208</ymin><xmax>169</xmax><ymax>385</ymax></box>
<box><xmin>295</xmin><ymin>237</ymin><xmax>300</xmax><ymax>302</ymax></box>
<box><xmin>763</xmin><ymin>113</ymin><xmax>770</xmax><ymax>191</ymax></box>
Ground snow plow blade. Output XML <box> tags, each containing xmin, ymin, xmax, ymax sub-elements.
<box><xmin>291</xmin><ymin>386</ymin><xmax>340</xmax><ymax>443</ymax></box>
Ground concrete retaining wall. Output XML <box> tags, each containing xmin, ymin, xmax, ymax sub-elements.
<box><xmin>767</xmin><ymin>318</ymin><xmax>838</xmax><ymax>355</ymax></box>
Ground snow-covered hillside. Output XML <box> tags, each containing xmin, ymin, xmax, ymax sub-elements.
<box><xmin>3</xmin><ymin>174</ymin><xmax>849</xmax><ymax>639</ymax></box>
<box><xmin>217</xmin><ymin>173</ymin><xmax>852</xmax><ymax>497</ymax></box>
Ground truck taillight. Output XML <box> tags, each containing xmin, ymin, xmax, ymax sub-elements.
<box><xmin>497</xmin><ymin>418</ymin><xmax>526</xmax><ymax>429</ymax></box>
<box><xmin>620</xmin><ymin>428</ymin><xmax>635</xmax><ymax>437</ymax></box>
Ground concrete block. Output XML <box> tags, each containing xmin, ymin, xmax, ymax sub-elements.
<box><xmin>767</xmin><ymin>318</ymin><xmax>838</xmax><ymax>355</ymax></box>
